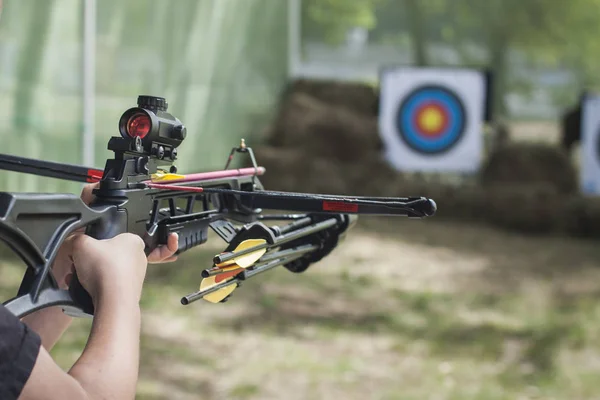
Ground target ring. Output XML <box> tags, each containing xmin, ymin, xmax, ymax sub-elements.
<box><xmin>395</xmin><ymin>85</ymin><xmax>466</xmax><ymax>155</ymax></box>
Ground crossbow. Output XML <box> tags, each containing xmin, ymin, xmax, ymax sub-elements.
<box><xmin>0</xmin><ymin>95</ymin><xmax>436</xmax><ymax>319</ymax></box>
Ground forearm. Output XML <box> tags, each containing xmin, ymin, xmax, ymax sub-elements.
<box><xmin>68</xmin><ymin>295</ymin><xmax>141</xmax><ymax>400</ymax></box>
<box><xmin>21</xmin><ymin>307</ymin><xmax>73</xmax><ymax>351</ymax></box>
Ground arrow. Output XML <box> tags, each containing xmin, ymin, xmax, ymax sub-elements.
<box><xmin>214</xmin><ymin>218</ymin><xmax>339</xmax><ymax>265</ymax></box>
<box><xmin>148</xmin><ymin>166</ymin><xmax>265</xmax><ymax>184</ymax></box>
<box><xmin>201</xmin><ymin>239</ymin><xmax>268</xmax><ymax>278</ymax></box>
<box><xmin>196</xmin><ymin>238</ymin><xmax>268</xmax><ymax>303</ymax></box>
<box><xmin>222</xmin><ymin>239</ymin><xmax>268</xmax><ymax>268</ymax></box>
<box><xmin>181</xmin><ymin>245</ymin><xmax>319</xmax><ymax>306</ymax></box>
<box><xmin>0</xmin><ymin>151</ymin><xmax>265</xmax><ymax>185</ymax></box>
<box><xmin>198</xmin><ymin>276</ymin><xmax>238</xmax><ymax>304</ymax></box>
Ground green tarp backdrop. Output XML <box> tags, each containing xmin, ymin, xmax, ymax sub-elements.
<box><xmin>0</xmin><ymin>0</ymin><xmax>289</xmax><ymax>193</ymax></box>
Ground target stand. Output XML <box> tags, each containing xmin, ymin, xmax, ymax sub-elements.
<box><xmin>378</xmin><ymin>67</ymin><xmax>487</xmax><ymax>173</ymax></box>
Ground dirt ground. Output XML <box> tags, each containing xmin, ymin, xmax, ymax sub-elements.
<box><xmin>2</xmin><ymin>216</ymin><xmax>600</xmax><ymax>400</ymax></box>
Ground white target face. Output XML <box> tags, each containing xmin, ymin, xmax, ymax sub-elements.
<box><xmin>378</xmin><ymin>67</ymin><xmax>486</xmax><ymax>172</ymax></box>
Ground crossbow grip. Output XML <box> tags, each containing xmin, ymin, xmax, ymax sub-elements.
<box><xmin>63</xmin><ymin>207</ymin><xmax>130</xmax><ymax>318</ymax></box>
<box><xmin>65</xmin><ymin>275</ymin><xmax>95</xmax><ymax>317</ymax></box>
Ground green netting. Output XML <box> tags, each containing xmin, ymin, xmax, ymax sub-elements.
<box><xmin>0</xmin><ymin>0</ymin><xmax>289</xmax><ymax>193</ymax></box>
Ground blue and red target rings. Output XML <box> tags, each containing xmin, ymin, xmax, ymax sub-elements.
<box><xmin>395</xmin><ymin>85</ymin><xmax>467</xmax><ymax>155</ymax></box>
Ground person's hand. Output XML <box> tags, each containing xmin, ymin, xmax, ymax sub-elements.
<box><xmin>51</xmin><ymin>183</ymin><xmax>179</xmax><ymax>288</ymax></box>
<box><xmin>66</xmin><ymin>233</ymin><xmax>148</xmax><ymax>304</ymax></box>
<box><xmin>79</xmin><ymin>183</ymin><xmax>180</xmax><ymax>263</ymax></box>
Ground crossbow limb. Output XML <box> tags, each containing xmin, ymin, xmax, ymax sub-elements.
<box><xmin>0</xmin><ymin>95</ymin><xmax>436</xmax><ymax>319</ymax></box>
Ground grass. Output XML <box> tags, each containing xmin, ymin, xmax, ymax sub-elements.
<box><xmin>2</xmin><ymin>218</ymin><xmax>600</xmax><ymax>399</ymax></box>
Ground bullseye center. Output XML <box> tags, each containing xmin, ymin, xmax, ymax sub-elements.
<box><xmin>418</xmin><ymin>108</ymin><xmax>444</xmax><ymax>134</ymax></box>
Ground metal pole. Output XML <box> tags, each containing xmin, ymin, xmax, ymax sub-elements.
<box><xmin>82</xmin><ymin>0</ymin><xmax>96</xmax><ymax>167</ymax></box>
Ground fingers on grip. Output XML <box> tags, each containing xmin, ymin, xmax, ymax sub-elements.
<box><xmin>80</xmin><ymin>182</ymin><xmax>99</xmax><ymax>205</ymax></box>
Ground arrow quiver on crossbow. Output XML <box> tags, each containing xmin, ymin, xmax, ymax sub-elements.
<box><xmin>0</xmin><ymin>95</ymin><xmax>437</xmax><ymax>319</ymax></box>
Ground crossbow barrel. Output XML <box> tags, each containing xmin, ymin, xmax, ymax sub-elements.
<box><xmin>0</xmin><ymin>95</ymin><xmax>436</xmax><ymax>319</ymax></box>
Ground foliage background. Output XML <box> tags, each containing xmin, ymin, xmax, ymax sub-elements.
<box><xmin>300</xmin><ymin>0</ymin><xmax>600</xmax><ymax>119</ymax></box>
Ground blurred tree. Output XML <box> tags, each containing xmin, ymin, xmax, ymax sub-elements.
<box><xmin>404</xmin><ymin>0</ymin><xmax>428</xmax><ymax>65</ymax></box>
<box><xmin>551</xmin><ymin>0</ymin><xmax>600</xmax><ymax>96</ymax></box>
<box><xmin>301</xmin><ymin>0</ymin><xmax>381</xmax><ymax>45</ymax></box>
<box><xmin>303</xmin><ymin>0</ymin><xmax>446</xmax><ymax>67</ymax></box>
<box><xmin>371</xmin><ymin>0</ymin><xmax>447</xmax><ymax>66</ymax></box>
<box><xmin>302</xmin><ymin>0</ymin><xmax>600</xmax><ymax>117</ymax></box>
<box><xmin>421</xmin><ymin>0</ymin><xmax>590</xmax><ymax>118</ymax></box>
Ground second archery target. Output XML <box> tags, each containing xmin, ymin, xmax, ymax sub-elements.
<box><xmin>580</xmin><ymin>94</ymin><xmax>600</xmax><ymax>196</ymax></box>
<box><xmin>379</xmin><ymin>67</ymin><xmax>487</xmax><ymax>172</ymax></box>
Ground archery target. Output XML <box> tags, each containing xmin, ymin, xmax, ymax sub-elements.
<box><xmin>580</xmin><ymin>95</ymin><xmax>600</xmax><ymax>195</ymax></box>
<box><xmin>379</xmin><ymin>67</ymin><xmax>486</xmax><ymax>172</ymax></box>
<box><xmin>396</xmin><ymin>85</ymin><xmax>466</xmax><ymax>155</ymax></box>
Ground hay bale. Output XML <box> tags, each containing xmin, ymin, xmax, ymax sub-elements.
<box><xmin>482</xmin><ymin>183</ymin><xmax>564</xmax><ymax>234</ymax></box>
<box><xmin>266</xmin><ymin>93</ymin><xmax>383</xmax><ymax>162</ymax></box>
<box><xmin>341</xmin><ymin>155</ymin><xmax>404</xmax><ymax>196</ymax></box>
<box><xmin>480</xmin><ymin>143</ymin><xmax>577</xmax><ymax>194</ymax></box>
<box><xmin>284</xmin><ymin>78</ymin><xmax>379</xmax><ymax>117</ymax></box>
<box><xmin>563</xmin><ymin>195</ymin><xmax>600</xmax><ymax>238</ymax></box>
<box><xmin>431</xmin><ymin>184</ymin><xmax>486</xmax><ymax>221</ymax></box>
<box><xmin>300</xmin><ymin>158</ymin><xmax>351</xmax><ymax>195</ymax></box>
<box><xmin>252</xmin><ymin>146</ymin><xmax>350</xmax><ymax>195</ymax></box>
<box><xmin>383</xmin><ymin>180</ymin><xmax>485</xmax><ymax>222</ymax></box>
<box><xmin>251</xmin><ymin>146</ymin><xmax>307</xmax><ymax>192</ymax></box>
<box><xmin>253</xmin><ymin>147</ymin><xmax>405</xmax><ymax>197</ymax></box>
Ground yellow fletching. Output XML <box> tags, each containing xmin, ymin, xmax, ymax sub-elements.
<box><xmin>200</xmin><ymin>238</ymin><xmax>268</xmax><ymax>303</ymax></box>
<box><xmin>213</xmin><ymin>238</ymin><xmax>267</xmax><ymax>270</ymax></box>
<box><xmin>230</xmin><ymin>239</ymin><xmax>267</xmax><ymax>268</ymax></box>
<box><xmin>215</xmin><ymin>259</ymin><xmax>237</xmax><ymax>268</ymax></box>
<box><xmin>151</xmin><ymin>171</ymin><xmax>186</xmax><ymax>182</ymax></box>
<box><xmin>199</xmin><ymin>276</ymin><xmax>237</xmax><ymax>303</ymax></box>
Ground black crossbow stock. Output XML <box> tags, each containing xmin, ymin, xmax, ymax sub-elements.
<box><xmin>0</xmin><ymin>95</ymin><xmax>436</xmax><ymax>319</ymax></box>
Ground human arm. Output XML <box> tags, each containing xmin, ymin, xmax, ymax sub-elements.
<box><xmin>19</xmin><ymin>233</ymin><xmax>149</xmax><ymax>400</ymax></box>
<box><xmin>20</xmin><ymin>183</ymin><xmax>179</xmax><ymax>351</ymax></box>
